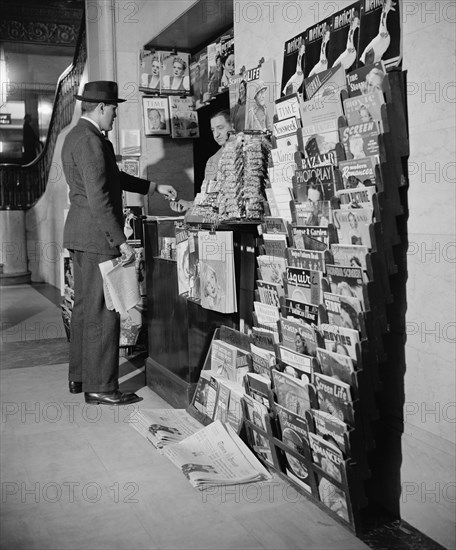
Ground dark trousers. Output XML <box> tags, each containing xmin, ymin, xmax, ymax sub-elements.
<box><xmin>69</xmin><ymin>250</ymin><xmax>120</xmax><ymax>392</ymax></box>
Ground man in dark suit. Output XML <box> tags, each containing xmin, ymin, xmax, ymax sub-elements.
<box><xmin>62</xmin><ymin>81</ymin><xmax>177</xmax><ymax>405</ymax></box>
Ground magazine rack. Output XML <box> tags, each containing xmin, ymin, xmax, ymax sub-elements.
<box><xmin>242</xmin><ymin>68</ymin><xmax>409</xmax><ymax>535</ymax></box>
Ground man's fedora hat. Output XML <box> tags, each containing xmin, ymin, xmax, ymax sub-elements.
<box><xmin>74</xmin><ymin>81</ymin><xmax>126</xmax><ymax>103</ymax></box>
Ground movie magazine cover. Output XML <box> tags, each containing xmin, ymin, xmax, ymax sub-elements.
<box><xmin>160</xmin><ymin>51</ymin><xmax>191</xmax><ymax>94</ymax></box>
<box><xmin>332</xmin><ymin>208</ymin><xmax>373</xmax><ymax>247</ymax></box>
<box><xmin>275</xmin><ymin>403</ymin><xmax>312</xmax><ymax>492</ymax></box>
<box><xmin>343</xmin><ymin>90</ymin><xmax>385</xmax><ymax>132</ymax></box>
<box><xmin>279</xmin><ymin>316</ymin><xmax>318</xmax><ymax>357</ymax></box>
<box><xmin>339</xmin><ymin>121</ymin><xmax>381</xmax><ymax>159</ymax></box>
<box><xmin>284</xmin><ymin>266</ymin><xmax>323</xmax><ymax>306</ymax></box>
<box><xmin>272</xmin><ymin>369</ymin><xmax>313</xmax><ymax>417</ymax></box>
<box><xmin>285</xmin><ymin>298</ymin><xmax>319</xmax><ymax>327</ymax></box>
<box><xmin>338</xmin><ymin>156</ymin><xmax>378</xmax><ymax>188</ymax></box>
<box><xmin>139</xmin><ymin>49</ymin><xmax>163</xmax><ymax>92</ymax></box>
<box><xmin>243</xmin><ymin>394</ymin><xmax>274</xmax><ymax>466</ymax></box>
<box><xmin>337</xmin><ymin>186</ymin><xmax>376</xmax><ymax>209</ymax></box>
<box><xmin>305</xmin><ymin>18</ymin><xmax>332</xmax><ymax>79</ymax></box>
<box><xmin>190</xmin><ymin>47</ymin><xmax>209</xmax><ymax>108</ymax></box>
<box><xmin>330</xmin><ymin>243</ymin><xmax>369</xmax><ymax>272</ymax></box>
<box><xmin>293</xmin><ymin>164</ymin><xmax>339</xmax><ymax>202</ymax></box>
<box><xmin>244</xmin><ymin>59</ymin><xmax>276</xmax><ymax>133</ymax></box>
<box><xmin>316</xmin><ymin>346</ymin><xmax>356</xmax><ymax>387</ymax></box>
<box><xmin>314</xmin><ymin>372</ymin><xmax>354</xmax><ymax>426</ymax></box>
<box><xmin>277</xmin><ymin>345</ymin><xmax>313</xmax><ymax>382</ymax></box>
<box><xmin>168</xmin><ymin>96</ymin><xmax>199</xmax><ymax>138</ymax></box>
<box><xmin>358</xmin><ymin>0</ymin><xmax>402</xmax><ymax>69</ymax></box>
<box><xmin>322</xmin><ymin>291</ymin><xmax>364</xmax><ymax>332</ymax></box>
<box><xmin>327</xmin><ymin>2</ymin><xmax>361</xmax><ymax>72</ymax></box>
<box><xmin>325</xmin><ymin>263</ymin><xmax>368</xmax><ymax>309</ymax></box>
<box><xmin>311</xmin><ymin>408</ymin><xmax>350</xmax><ymax>456</ymax></box>
<box><xmin>280</xmin><ymin>31</ymin><xmax>307</xmax><ymax>97</ymax></box>
<box><xmin>346</xmin><ymin>60</ymin><xmax>386</xmax><ymax>97</ymax></box>
<box><xmin>291</xmin><ymin>200</ymin><xmax>331</xmax><ymax>228</ymax></box>
<box><xmin>318</xmin><ymin>322</ymin><xmax>360</xmax><ymax>363</ymax></box>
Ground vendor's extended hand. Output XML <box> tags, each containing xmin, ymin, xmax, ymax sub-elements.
<box><xmin>170</xmin><ymin>199</ymin><xmax>193</xmax><ymax>213</ymax></box>
<box><xmin>157</xmin><ymin>184</ymin><xmax>177</xmax><ymax>201</ymax></box>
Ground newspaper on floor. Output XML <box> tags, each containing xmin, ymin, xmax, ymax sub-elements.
<box><xmin>163</xmin><ymin>419</ymin><xmax>272</xmax><ymax>489</ymax></box>
<box><xmin>129</xmin><ymin>408</ymin><xmax>204</xmax><ymax>452</ymax></box>
<box><xmin>99</xmin><ymin>258</ymin><xmax>140</xmax><ymax>314</ymax></box>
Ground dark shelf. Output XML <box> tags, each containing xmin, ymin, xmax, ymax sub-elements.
<box><xmin>144</xmin><ymin>0</ymin><xmax>233</xmax><ymax>52</ymax></box>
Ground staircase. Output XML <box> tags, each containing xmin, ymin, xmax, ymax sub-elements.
<box><xmin>0</xmin><ymin>19</ymin><xmax>86</xmax><ymax>211</ymax></box>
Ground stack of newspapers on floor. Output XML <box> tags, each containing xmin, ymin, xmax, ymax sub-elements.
<box><xmin>130</xmin><ymin>408</ymin><xmax>271</xmax><ymax>489</ymax></box>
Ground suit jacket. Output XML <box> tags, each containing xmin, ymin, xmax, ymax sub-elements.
<box><xmin>62</xmin><ymin>118</ymin><xmax>153</xmax><ymax>255</ymax></box>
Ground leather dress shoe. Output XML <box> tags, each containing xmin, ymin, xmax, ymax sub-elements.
<box><xmin>69</xmin><ymin>381</ymin><xmax>83</xmax><ymax>394</ymax></box>
<box><xmin>84</xmin><ymin>391</ymin><xmax>143</xmax><ymax>406</ymax></box>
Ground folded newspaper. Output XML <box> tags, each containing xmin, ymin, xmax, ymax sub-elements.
<box><xmin>163</xmin><ymin>420</ymin><xmax>272</xmax><ymax>489</ymax></box>
<box><xmin>129</xmin><ymin>408</ymin><xmax>204</xmax><ymax>452</ymax></box>
<box><xmin>99</xmin><ymin>258</ymin><xmax>140</xmax><ymax>314</ymax></box>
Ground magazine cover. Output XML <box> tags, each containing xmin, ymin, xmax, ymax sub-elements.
<box><xmin>286</xmin><ymin>248</ymin><xmax>328</xmax><ymax>273</ymax></box>
<box><xmin>305</xmin><ymin>18</ymin><xmax>332</xmax><ymax>78</ymax></box>
<box><xmin>318</xmin><ymin>322</ymin><xmax>360</xmax><ymax>363</ymax></box>
<box><xmin>274</xmin><ymin>93</ymin><xmax>301</xmax><ymax>124</ymax></box>
<box><xmin>206</xmin><ymin>38</ymin><xmax>222</xmax><ymax>96</ymax></box>
<box><xmin>250</xmin><ymin>343</ymin><xmax>277</xmax><ymax>379</ymax></box>
<box><xmin>293</xmin><ymin>164</ymin><xmax>338</xmax><ymax>202</ymax></box>
<box><xmin>192</xmin><ymin>371</ymin><xmax>216</xmax><ymax>419</ymax></box>
<box><xmin>243</xmin><ymin>394</ymin><xmax>274</xmax><ymax>466</ymax></box>
<box><xmin>316</xmin><ymin>346</ymin><xmax>356</xmax><ymax>387</ymax></box>
<box><xmin>273</xmin><ymin>116</ymin><xmax>300</xmax><ymax>151</ymax></box>
<box><xmin>299</xmin><ymin>128</ymin><xmax>340</xmax><ymax>160</ymax></box>
<box><xmin>330</xmin><ymin>243</ymin><xmax>369</xmax><ymax>272</ymax></box>
<box><xmin>318</xmin><ymin>475</ymin><xmax>349</xmax><ymax>522</ymax></box>
<box><xmin>190</xmin><ymin>47</ymin><xmax>209</xmax><ymax>108</ymax></box>
<box><xmin>309</xmin><ymin>432</ymin><xmax>345</xmax><ymax>484</ymax></box>
<box><xmin>210</xmin><ymin>340</ymin><xmax>250</xmax><ymax>384</ymax></box>
<box><xmin>219</xmin><ymin>29</ymin><xmax>235</xmax><ymax>90</ymax></box>
<box><xmin>253</xmin><ymin>301</ymin><xmax>280</xmax><ymax>333</ymax></box>
<box><xmin>257</xmin><ymin>280</ymin><xmax>284</xmax><ymax>308</ymax></box>
<box><xmin>322</xmin><ymin>291</ymin><xmax>363</xmax><ymax>332</ymax></box>
<box><xmin>142</xmin><ymin>96</ymin><xmax>170</xmax><ymax>136</ymax></box>
<box><xmin>337</xmin><ymin>186</ymin><xmax>376</xmax><ymax>209</ymax></box>
<box><xmin>292</xmin><ymin>225</ymin><xmax>331</xmax><ymax>248</ymax></box>
<box><xmin>339</xmin><ymin>121</ymin><xmax>380</xmax><ymax>159</ymax></box>
<box><xmin>332</xmin><ymin>208</ymin><xmax>373</xmax><ymax>247</ymax></box>
<box><xmin>139</xmin><ymin>49</ymin><xmax>162</xmax><ymax>92</ymax></box>
<box><xmin>244</xmin><ymin>59</ymin><xmax>276</xmax><ymax>133</ymax></box>
<box><xmin>257</xmin><ymin>254</ymin><xmax>287</xmax><ymax>285</ymax></box>
<box><xmin>187</xmin><ymin>229</ymin><xmax>200</xmax><ymax>300</ymax></box>
<box><xmin>175</xmin><ymin>227</ymin><xmax>189</xmax><ymax>295</ymax></box>
<box><xmin>314</xmin><ymin>372</ymin><xmax>354</xmax><ymax>426</ymax></box>
<box><xmin>275</xmin><ymin>403</ymin><xmax>312</xmax><ymax>492</ymax></box>
<box><xmin>168</xmin><ymin>96</ymin><xmax>199</xmax><ymax>139</ymax></box>
<box><xmin>272</xmin><ymin>369</ymin><xmax>313</xmax><ymax>417</ymax></box>
<box><xmin>343</xmin><ymin>90</ymin><xmax>385</xmax><ymax>132</ymax></box>
<box><xmin>229</xmin><ymin>74</ymin><xmax>247</xmax><ymax>132</ymax></box>
<box><xmin>338</xmin><ymin>156</ymin><xmax>378</xmax><ymax>188</ymax></box>
<box><xmin>311</xmin><ymin>408</ymin><xmax>350</xmax><ymax>456</ymax></box>
<box><xmin>198</xmin><ymin>231</ymin><xmax>236</xmax><ymax>314</ymax></box>
<box><xmin>160</xmin><ymin>51</ymin><xmax>191</xmax><ymax>94</ymax></box>
<box><xmin>299</xmin><ymin>93</ymin><xmax>344</xmax><ymax>136</ymax></box>
<box><xmin>263</xmin><ymin>216</ymin><xmax>290</xmax><ymax>235</ymax></box>
<box><xmin>280</xmin><ymin>31</ymin><xmax>306</xmax><ymax>97</ymax></box>
<box><xmin>262</xmin><ymin>233</ymin><xmax>288</xmax><ymax>258</ymax></box>
<box><xmin>284</xmin><ymin>266</ymin><xmax>322</xmax><ymax>306</ymax></box>
<box><xmin>358</xmin><ymin>0</ymin><xmax>402</xmax><ymax>69</ymax></box>
<box><xmin>346</xmin><ymin>61</ymin><xmax>386</xmax><ymax>97</ymax></box>
<box><xmin>245</xmin><ymin>372</ymin><xmax>272</xmax><ymax>408</ymax></box>
<box><xmin>325</xmin><ymin>263</ymin><xmax>367</xmax><ymax>309</ymax></box>
<box><xmin>277</xmin><ymin>345</ymin><xmax>313</xmax><ymax>382</ymax></box>
<box><xmin>279</xmin><ymin>316</ymin><xmax>317</xmax><ymax>357</ymax></box>
<box><xmin>303</xmin><ymin>62</ymin><xmax>347</xmax><ymax>104</ymax></box>
<box><xmin>285</xmin><ymin>298</ymin><xmax>319</xmax><ymax>327</ymax></box>
<box><xmin>327</xmin><ymin>2</ymin><xmax>361</xmax><ymax>72</ymax></box>
<box><xmin>292</xmin><ymin>201</ymin><xmax>331</xmax><ymax>228</ymax></box>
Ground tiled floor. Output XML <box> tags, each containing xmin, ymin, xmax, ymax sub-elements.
<box><xmin>0</xmin><ymin>284</ymin><xmax>445</xmax><ymax>550</ymax></box>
